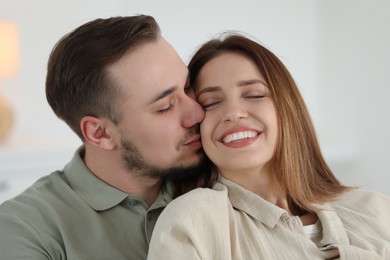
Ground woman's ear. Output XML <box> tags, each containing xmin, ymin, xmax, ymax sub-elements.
<box><xmin>80</xmin><ymin>116</ymin><xmax>116</xmax><ymax>150</ymax></box>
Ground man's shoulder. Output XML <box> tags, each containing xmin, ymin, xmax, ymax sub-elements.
<box><xmin>0</xmin><ymin>171</ymin><xmax>69</xmax><ymax>216</ymax></box>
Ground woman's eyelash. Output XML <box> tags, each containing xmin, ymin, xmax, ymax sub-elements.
<box><xmin>201</xmin><ymin>94</ymin><xmax>265</xmax><ymax>110</ymax></box>
<box><xmin>246</xmin><ymin>94</ymin><xmax>265</xmax><ymax>99</ymax></box>
<box><xmin>202</xmin><ymin>101</ymin><xmax>220</xmax><ymax>110</ymax></box>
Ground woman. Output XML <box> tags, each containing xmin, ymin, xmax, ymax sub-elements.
<box><xmin>148</xmin><ymin>34</ymin><xmax>390</xmax><ymax>259</ymax></box>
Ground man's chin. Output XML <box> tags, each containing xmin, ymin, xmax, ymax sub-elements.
<box><xmin>164</xmin><ymin>164</ymin><xmax>203</xmax><ymax>180</ymax></box>
<box><xmin>148</xmin><ymin>153</ymin><xmax>207</xmax><ymax>180</ymax></box>
<box><xmin>166</xmin><ymin>157</ymin><xmax>210</xmax><ymax>181</ymax></box>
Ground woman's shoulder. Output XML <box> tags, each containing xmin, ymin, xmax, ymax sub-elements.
<box><xmin>336</xmin><ymin>188</ymin><xmax>389</xmax><ymax>204</ymax></box>
<box><xmin>149</xmin><ymin>184</ymin><xmax>232</xmax><ymax>259</ymax></box>
<box><xmin>166</xmin><ymin>184</ymin><xmax>229</xmax><ymax>214</ymax></box>
<box><xmin>157</xmin><ymin>184</ymin><xmax>230</xmax><ymax>223</ymax></box>
<box><xmin>331</xmin><ymin>188</ymin><xmax>390</xmax><ymax>215</ymax></box>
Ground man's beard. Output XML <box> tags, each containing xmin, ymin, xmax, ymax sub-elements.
<box><xmin>121</xmin><ymin>138</ymin><xmax>205</xmax><ymax>179</ymax></box>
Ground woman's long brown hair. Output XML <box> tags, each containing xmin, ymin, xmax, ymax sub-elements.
<box><xmin>187</xmin><ymin>33</ymin><xmax>351</xmax><ymax>212</ymax></box>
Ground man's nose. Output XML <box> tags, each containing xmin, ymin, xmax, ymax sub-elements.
<box><xmin>182</xmin><ymin>95</ymin><xmax>205</xmax><ymax>128</ymax></box>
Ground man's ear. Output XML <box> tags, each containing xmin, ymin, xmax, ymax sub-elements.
<box><xmin>80</xmin><ymin>116</ymin><xmax>116</xmax><ymax>150</ymax></box>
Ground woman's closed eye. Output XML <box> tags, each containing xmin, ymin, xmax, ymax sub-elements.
<box><xmin>245</xmin><ymin>94</ymin><xmax>265</xmax><ymax>100</ymax></box>
<box><xmin>243</xmin><ymin>90</ymin><xmax>266</xmax><ymax>100</ymax></box>
<box><xmin>200</xmin><ymin>99</ymin><xmax>221</xmax><ymax>110</ymax></box>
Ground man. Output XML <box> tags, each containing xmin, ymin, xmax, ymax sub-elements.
<box><xmin>0</xmin><ymin>15</ymin><xmax>206</xmax><ymax>259</ymax></box>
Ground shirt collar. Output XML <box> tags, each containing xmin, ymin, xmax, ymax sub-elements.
<box><xmin>63</xmin><ymin>146</ymin><xmax>128</xmax><ymax>211</ymax></box>
<box><xmin>150</xmin><ymin>180</ymin><xmax>173</xmax><ymax>210</ymax></box>
<box><xmin>316</xmin><ymin>206</ymin><xmax>350</xmax><ymax>247</ymax></box>
<box><xmin>217</xmin><ymin>175</ymin><xmax>287</xmax><ymax>228</ymax></box>
<box><xmin>217</xmin><ymin>175</ymin><xmax>351</xmax><ymax>248</ymax></box>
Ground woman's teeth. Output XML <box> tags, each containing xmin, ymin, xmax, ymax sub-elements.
<box><xmin>222</xmin><ymin>131</ymin><xmax>258</xmax><ymax>144</ymax></box>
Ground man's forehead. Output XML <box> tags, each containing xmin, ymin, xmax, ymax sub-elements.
<box><xmin>106</xmin><ymin>37</ymin><xmax>188</xmax><ymax>102</ymax></box>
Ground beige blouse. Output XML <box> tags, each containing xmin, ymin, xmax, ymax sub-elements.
<box><xmin>148</xmin><ymin>176</ymin><xmax>390</xmax><ymax>259</ymax></box>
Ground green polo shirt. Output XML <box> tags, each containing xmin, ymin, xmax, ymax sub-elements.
<box><xmin>0</xmin><ymin>146</ymin><xmax>172</xmax><ymax>259</ymax></box>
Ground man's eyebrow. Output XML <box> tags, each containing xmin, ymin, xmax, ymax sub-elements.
<box><xmin>148</xmin><ymin>87</ymin><xmax>177</xmax><ymax>104</ymax></box>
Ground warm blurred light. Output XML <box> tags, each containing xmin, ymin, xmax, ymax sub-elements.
<box><xmin>0</xmin><ymin>22</ymin><xmax>19</xmax><ymax>143</ymax></box>
<box><xmin>0</xmin><ymin>22</ymin><xmax>19</xmax><ymax>77</ymax></box>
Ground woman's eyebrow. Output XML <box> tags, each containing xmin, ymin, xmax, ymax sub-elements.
<box><xmin>196</xmin><ymin>79</ymin><xmax>267</xmax><ymax>97</ymax></box>
<box><xmin>196</xmin><ymin>86</ymin><xmax>221</xmax><ymax>97</ymax></box>
<box><xmin>237</xmin><ymin>79</ymin><xmax>267</xmax><ymax>87</ymax></box>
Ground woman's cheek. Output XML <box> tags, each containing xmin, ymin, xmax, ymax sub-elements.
<box><xmin>200</xmin><ymin>116</ymin><xmax>214</xmax><ymax>150</ymax></box>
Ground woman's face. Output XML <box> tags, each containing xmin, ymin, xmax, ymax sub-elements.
<box><xmin>195</xmin><ymin>52</ymin><xmax>278</xmax><ymax>176</ymax></box>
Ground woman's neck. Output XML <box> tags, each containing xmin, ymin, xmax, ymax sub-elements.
<box><xmin>219</xmin><ymin>166</ymin><xmax>291</xmax><ymax>213</ymax></box>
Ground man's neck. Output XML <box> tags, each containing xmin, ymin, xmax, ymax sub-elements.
<box><xmin>83</xmin><ymin>147</ymin><xmax>163</xmax><ymax>207</ymax></box>
<box><xmin>120</xmin><ymin>175</ymin><xmax>163</xmax><ymax>207</ymax></box>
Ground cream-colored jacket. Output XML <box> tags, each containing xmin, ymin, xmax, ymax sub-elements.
<box><xmin>148</xmin><ymin>177</ymin><xmax>390</xmax><ymax>260</ymax></box>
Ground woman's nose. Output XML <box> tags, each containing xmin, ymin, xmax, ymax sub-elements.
<box><xmin>223</xmin><ymin>100</ymin><xmax>247</xmax><ymax>122</ymax></box>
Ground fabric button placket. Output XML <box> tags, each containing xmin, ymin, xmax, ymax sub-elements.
<box><xmin>145</xmin><ymin>211</ymin><xmax>156</xmax><ymax>244</ymax></box>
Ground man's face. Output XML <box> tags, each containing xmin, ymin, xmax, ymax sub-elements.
<box><xmin>107</xmin><ymin>37</ymin><xmax>205</xmax><ymax>177</ymax></box>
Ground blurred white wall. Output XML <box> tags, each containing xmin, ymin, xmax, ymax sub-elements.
<box><xmin>0</xmin><ymin>0</ymin><xmax>389</xmax><ymax>200</ymax></box>
<box><xmin>316</xmin><ymin>0</ymin><xmax>390</xmax><ymax>193</ymax></box>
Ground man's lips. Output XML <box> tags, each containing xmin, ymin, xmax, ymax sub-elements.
<box><xmin>183</xmin><ymin>134</ymin><xmax>202</xmax><ymax>147</ymax></box>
